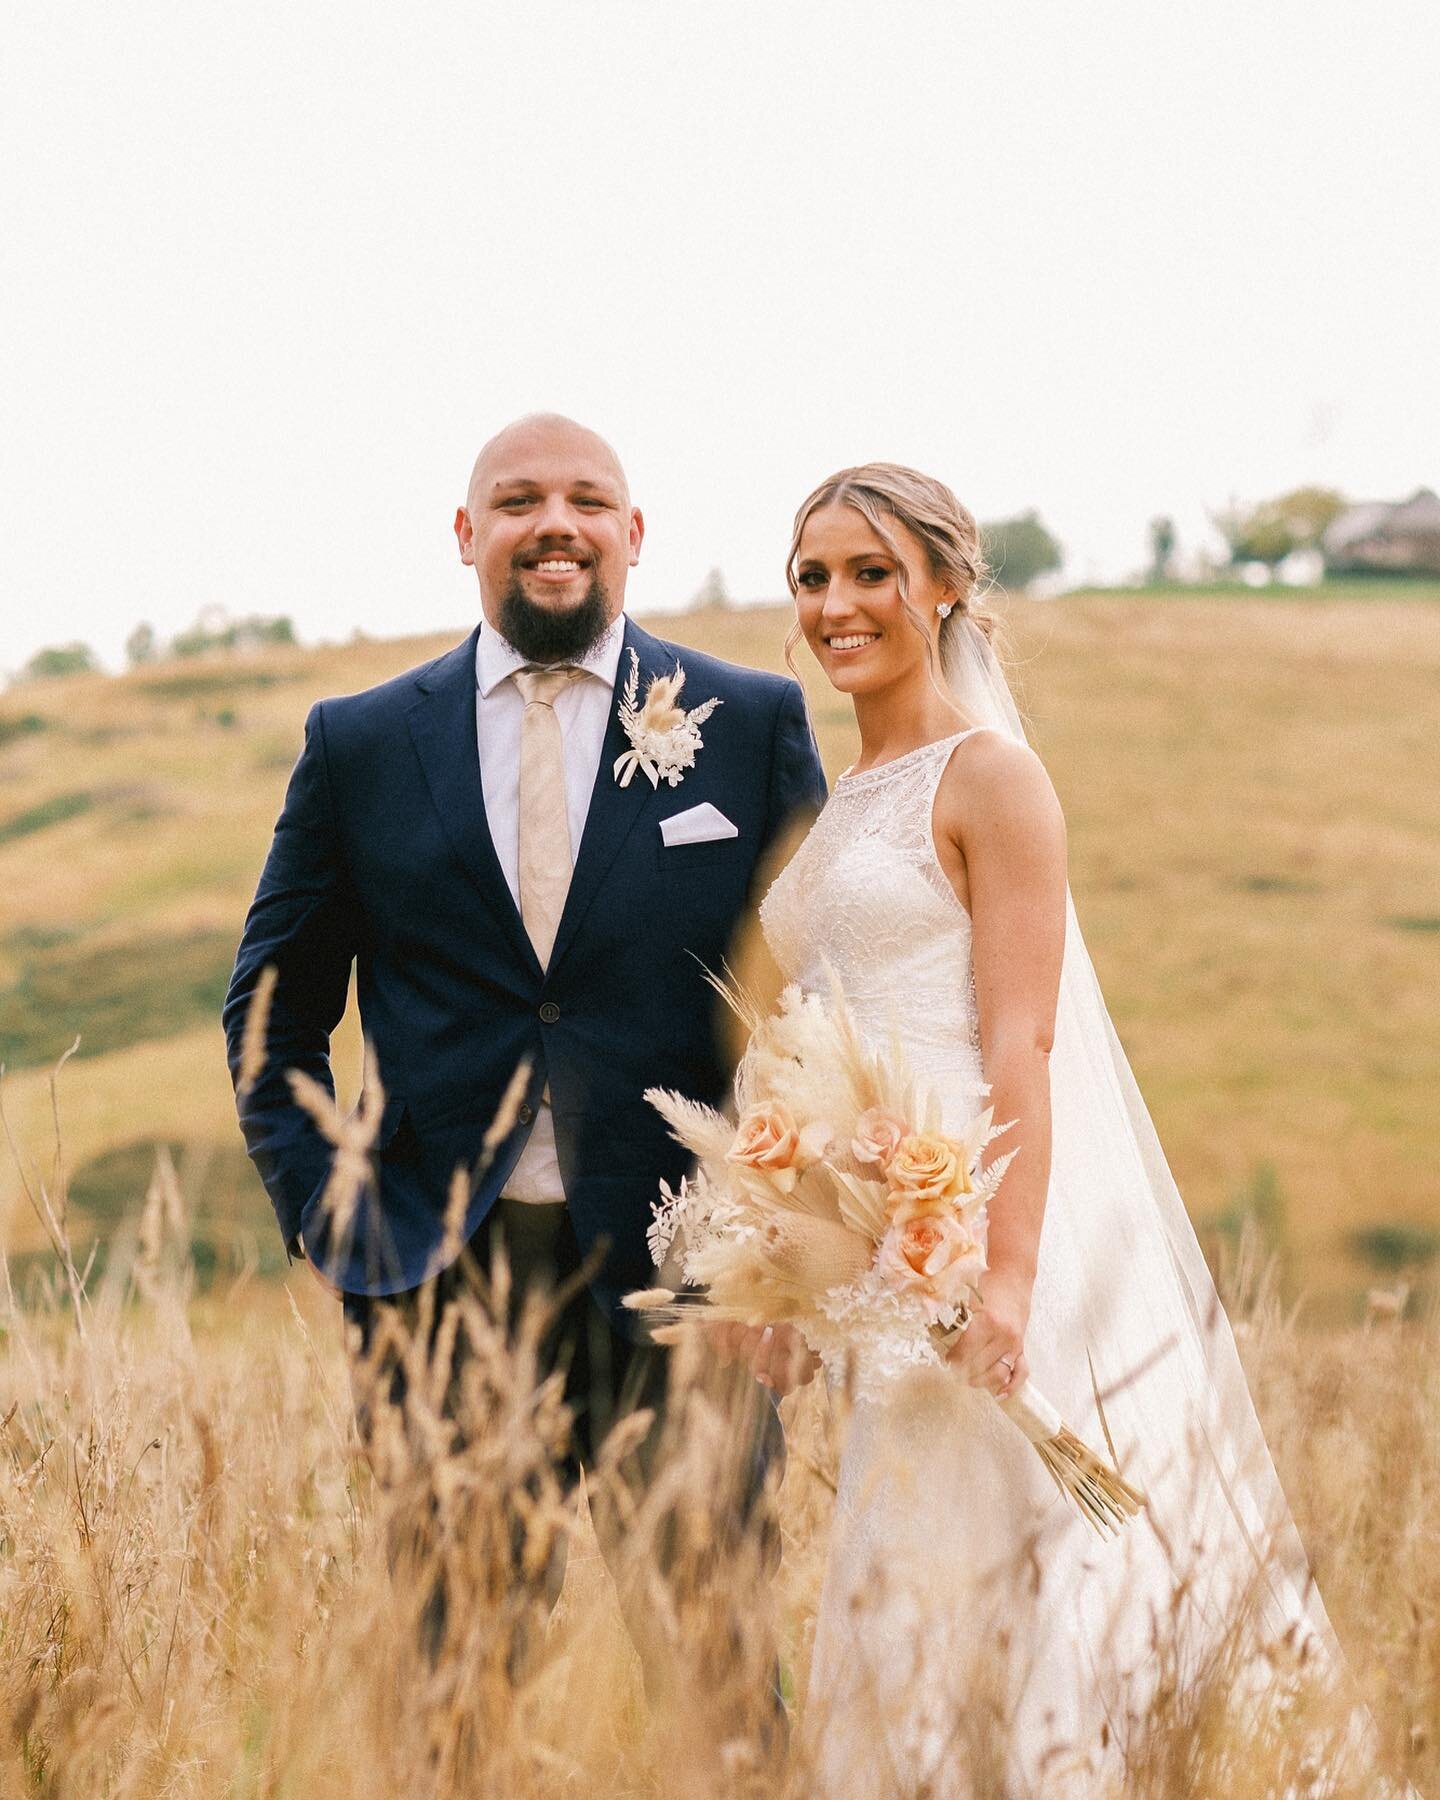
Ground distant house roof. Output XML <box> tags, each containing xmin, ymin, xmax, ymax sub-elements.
<box><xmin>1322</xmin><ymin>488</ymin><xmax>1440</xmax><ymax>574</ymax></box>
<box><xmin>1323</xmin><ymin>501</ymin><xmax>1394</xmax><ymax>554</ymax></box>
<box><xmin>1388</xmin><ymin>488</ymin><xmax>1440</xmax><ymax>533</ymax></box>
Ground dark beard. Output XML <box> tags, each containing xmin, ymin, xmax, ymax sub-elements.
<box><xmin>497</xmin><ymin>572</ymin><xmax>613</xmax><ymax>663</ymax></box>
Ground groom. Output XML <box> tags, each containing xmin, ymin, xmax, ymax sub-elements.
<box><xmin>223</xmin><ymin>412</ymin><xmax>826</xmax><ymax>1490</ymax></box>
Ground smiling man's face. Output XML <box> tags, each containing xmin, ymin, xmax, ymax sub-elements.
<box><xmin>455</xmin><ymin>415</ymin><xmax>644</xmax><ymax>662</ymax></box>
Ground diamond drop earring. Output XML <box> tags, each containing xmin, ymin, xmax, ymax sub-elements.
<box><xmin>936</xmin><ymin>601</ymin><xmax>954</xmax><ymax>620</ymax></box>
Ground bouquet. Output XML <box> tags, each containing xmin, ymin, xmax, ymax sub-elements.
<box><xmin>625</xmin><ymin>971</ymin><xmax>1145</xmax><ymax>1538</ymax></box>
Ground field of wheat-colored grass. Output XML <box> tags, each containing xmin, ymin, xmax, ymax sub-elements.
<box><xmin>3</xmin><ymin>588</ymin><xmax>1437</xmax><ymax>1306</ymax></box>
<box><xmin>1</xmin><ymin>1184</ymin><xmax>1436</xmax><ymax>1795</ymax></box>
<box><xmin>2</xmin><ymin>587</ymin><xmax>1438</xmax><ymax>1793</ymax></box>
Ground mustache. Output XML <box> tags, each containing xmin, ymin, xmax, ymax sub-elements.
<box><xmin>512</xmin><ymin>543</ymin><xmax>594</xmax><ymax>569</ymax></box>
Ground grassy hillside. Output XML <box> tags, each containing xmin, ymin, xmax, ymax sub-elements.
<box><xmin>2</xmin><ymin>589</ymin><xmax>1437</xmax><ymax>1313</ymax></box>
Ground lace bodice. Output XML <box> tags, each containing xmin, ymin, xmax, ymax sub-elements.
<box><xmin>760</xmin><ymin>729</ymin><xmax>987</xmax><ymax>1085</ymax></box>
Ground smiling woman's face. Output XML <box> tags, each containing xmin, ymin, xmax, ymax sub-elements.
<box><xmin>793</xmin><ymin>502</ymin><xmax>949</xmax><ymax>695</ymax></box>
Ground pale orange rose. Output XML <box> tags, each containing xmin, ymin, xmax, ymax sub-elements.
<box><xmin>728</xmin><ymin>1103</ymin><xmax>803</xmax><ymax>1184</ymax></box>
<box><xmin>876</xmin><ymin>1197</ymin><xmax>986</xmax><ymax>1321</ymax></box>
<box><xmin>888</xmin><ymin>1131</ymin><xmax>972</xmax><ymax>1206</ymax></box>
<box><xmin>851</xmin><ymin>1107</ymin><xmax>907</xmax><ymax>1170</ymax></box>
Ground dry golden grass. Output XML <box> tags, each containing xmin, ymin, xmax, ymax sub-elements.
<box><xmin>1</xmin><ymin>1135</ymin><xmax>1436</xmax><ymax>1797</ymax></box>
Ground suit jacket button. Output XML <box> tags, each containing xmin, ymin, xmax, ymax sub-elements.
<box><xmin>517</xmin><ymin>1102</ymin><xmax>534</xmax><ymax>1125</ymax></box>
<box><xmin>539</xmin><ymin>1001</ymin><xmax>561</xmax><ymax>1024</ymax></box>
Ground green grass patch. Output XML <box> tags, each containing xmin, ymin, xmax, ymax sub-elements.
<box><xmin>0</xmin><ymin>790</ymin><xmax>95</xmax><ymax>846</ymax></box>
<box><xmin>0</xmin><ymin>711</ymin><xmax>49</xmax><ymax>748</ymax></box>
<box><xmin>1385</xmin><ymin>914</ymin><xmax>1440</xmax><ymax>934</ymax></box>
<box><xmin>0</xmin><ymin>926</ymin><xmax>238</xmax><ymax>1068</ymax></box>
<box><xmin>1350</xmin><ymin>1222</ymin><xmax>1440</xmax><ymax>1273</ymax></box>
<box><xmin>6</xmin><ymin>923</ymin><xmax>82</xmax><ymax>951</ymax></box>
<box><xmin>8</xmin><ymin>1137</ymin><xmax>287</xmax><ymax>1293</ymax></box>
<box><xmin>1238</xmin><ymin>875</ymin><xmax>1323</xmax><ymax>896</ymax></box>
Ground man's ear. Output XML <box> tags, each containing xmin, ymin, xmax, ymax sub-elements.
<box><xmin>628</xmin><ymin>505</ymin><xmax>645</xmax><ymax>568</ymax></box>
<box><xmin>454</xmin><ymin>506</ymin><xmax>474</xmax><ymax>565</ymax></box>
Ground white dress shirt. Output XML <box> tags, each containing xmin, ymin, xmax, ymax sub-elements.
<box><xmin>474</xmin><ymin>615</ymin><xmax>625</xmax><ymax>1202</ymax></box>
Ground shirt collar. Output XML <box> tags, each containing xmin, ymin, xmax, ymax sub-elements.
<box><xmin>474</xmin><ymin>614</ymin><xmax>626</xmax><ymax>700</ymax></box>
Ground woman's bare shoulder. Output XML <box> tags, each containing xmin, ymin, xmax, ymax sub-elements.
<box><xmin>936</xmin><ymin>727</ymin><xmax>1065</xmax><ymax>839</ymax></box>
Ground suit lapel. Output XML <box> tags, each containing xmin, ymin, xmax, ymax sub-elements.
<box><xmin>547</xmin><ymin>617</ymin><xmax>673</xmax><ymax>975</ymax></box>
<box><xmin>404</xmin><ymin>627</ymin><xmax>543</xmax><ymax>981</ymax></box>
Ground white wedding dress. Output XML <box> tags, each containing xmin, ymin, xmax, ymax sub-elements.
<box><xmin>760</xmin><ymin>727</ymin><xmax>1379</xmax><ymax>1799</ymax></box>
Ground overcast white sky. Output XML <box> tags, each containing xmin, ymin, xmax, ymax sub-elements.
<box><xmin>3</xmin><ymin>1</ymin><xmax>1436</xmax><ymax>672</ymax></box>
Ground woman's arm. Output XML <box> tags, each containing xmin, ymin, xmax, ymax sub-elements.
<box><xmin>933</xmin><ymin>732</ymin><xmax>1068</xmax><ymax>1398</ymax></box>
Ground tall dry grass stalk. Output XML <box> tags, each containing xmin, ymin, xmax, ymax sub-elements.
<box><xmin>1</xmin><ymin>1087</ymin><xmax>1435</xmax><ymax>1795</ymax></box>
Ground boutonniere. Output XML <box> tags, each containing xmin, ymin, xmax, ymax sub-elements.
<box><xmin>612</xmin><ymin>649</ymin><xmax>722</xmax><ymax>789</ymax></box>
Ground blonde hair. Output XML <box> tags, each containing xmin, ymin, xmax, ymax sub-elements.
<box><xmin>783</xmin><ymin>462</ymin><xmax>998</xmax><ymax>676</ymax></box>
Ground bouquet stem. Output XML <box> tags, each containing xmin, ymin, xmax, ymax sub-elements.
<box><xmin>999</xmin><ymin>1379</ymin><xmax>1146</xmax><ymax>1537</ymax></box>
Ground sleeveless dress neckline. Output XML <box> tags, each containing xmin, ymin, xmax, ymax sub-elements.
<box><xmin>835</xmin><ymin>725</ymin><xmax>987</xmax><ymax>791</ymax></box>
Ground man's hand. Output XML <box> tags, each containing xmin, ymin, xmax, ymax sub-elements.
<box><xmin>297</xmin><ymin>1236</ymin><xmax>342</xmax><ymax>1300</ymax></box>
<box><xmin>706</xmin><ymin>1320</ymin><xmax>819</xmax><ymax>1396</ymax></box>
<box><xmin>947</xmin><ymin>1263</ymin><xmax>1032</xmax><ymax>1398</ymax></box>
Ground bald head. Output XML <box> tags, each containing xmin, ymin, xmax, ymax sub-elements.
<box><xmin>454</xmin><ymin>411</ymin><xmax>644</xmax><ymax>652</ymax></box>
<box><xmin>466</xmin><ymin>413</ymin><xmax>630</xmax><ymax>514</ymax></box>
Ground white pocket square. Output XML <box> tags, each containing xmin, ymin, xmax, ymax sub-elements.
<box><xmin>660</xmin><ymin>802</ymin><xmax>739</xmax><ymax>847</ymax></box>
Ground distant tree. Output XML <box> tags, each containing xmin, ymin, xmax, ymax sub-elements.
<box><xmin>170</xmin><ymin>610</ymin><xmax>297</xmax><ymax>658</ymax></box>
<box><xmin>689</xmin><ymin>567</ymin><xmax>731</xmax><ymax>609</ymax></box>
<box><xmin>234</xmin><ymin>614</ymin><xmax>296</xmax><ymax>649</ymax></box>
<box><xmin>1214</xmin><ymin>486</ymin><xmax>1347</xmax><ymax>569</ymax></box>
<box><xmin>23</xmin><ymin>641</ymin><xmax>99</xmax><ymax>680</ymax></box>
<box><xmin>125</xmin><ymin>622</ymin><xmax>158</xmax><ymax>667</ymax></box>
<box><xmin>170</xmin><ymin>620</ymin><xmax>221</xmax><ymax>659</ymax></box>
<box><xmin>980</xmin><ymin>511</ymin><xmax>1062</xmax><ymax>591</ymax></box>
<box><xmin>1147</xmin><ymin>516</ymin><xmax>1177</xmax><ymax>584</ymax></box>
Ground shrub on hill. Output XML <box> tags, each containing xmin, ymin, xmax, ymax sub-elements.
<box><xmin>0</xmin><ymin>711</ymin><xmax>49</xmax><ymax>747</ymax></box>
<box><xmin>21</xmin><ymin>642</ymin><xmax>99</xmax><ymax>681</ymax></box>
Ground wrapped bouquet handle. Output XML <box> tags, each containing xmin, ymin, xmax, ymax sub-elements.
<box><xmin>999</xmin><ymin>1380</ymin><xmax>1145</xmax><ymax>1537</ymax></box>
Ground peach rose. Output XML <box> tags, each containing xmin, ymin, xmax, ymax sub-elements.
<box><xmin>888</xmin><ymin>1131</ymin><xmax>972</xmax><ymax>1206</ymax></box>
<box><xmin>851</xmin><ymin>1107</ymin><xmax>907</xmax><ymax>1170</ymax></box>
<box><xmin>876</xmin><ymin>1197</ymin><xmax>986</xmax><ymax>1321</ymax></box>
<box><xmin>728</xmin><ymin>1102</ymin><xmax>805</xmax><ymax>1191</ymax></box>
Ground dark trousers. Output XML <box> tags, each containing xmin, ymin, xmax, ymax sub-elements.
<box><xmin>338</xmin><ymin>1195</ymin><xmax>788</xmax><ymax>1728</ymax></box>
<box><xmin>341</xmin><ymin>1198</ymin><xmax>784</xmax><ymax>1691</ymax></box>
<box><xmin>343</xmin><ymin>1198</ymin><xmax>670</xmax><ymax>1488</ymax></box>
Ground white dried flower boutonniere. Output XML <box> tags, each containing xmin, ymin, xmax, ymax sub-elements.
<box><xmin>613</xmin><ymin>650</ymin><xmax>722</xmax><ymax>789</ymax></box>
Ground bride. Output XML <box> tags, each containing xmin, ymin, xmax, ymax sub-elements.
<box><xmin>733</xmin><ymin>463</ymin><xmax>1391</xmax><ymax>1796</ymax></box>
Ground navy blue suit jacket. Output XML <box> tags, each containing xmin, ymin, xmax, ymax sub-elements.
<box><xmin>223</xmin><ymin>616</ymin><xmax>827</xmax><ymax>1320</ymax></box>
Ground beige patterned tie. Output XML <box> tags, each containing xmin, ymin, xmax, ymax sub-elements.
<box><xmin>514</xmin><ymin>664</ymin><xmax>582</xmax><ymax>969</ymax></box>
